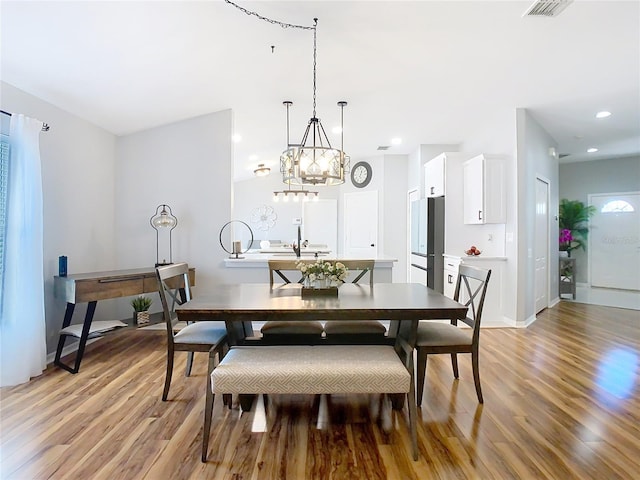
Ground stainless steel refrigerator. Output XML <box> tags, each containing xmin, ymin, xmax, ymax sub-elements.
<box><xmin>426</xmin><ymin>196</ymin><xmax>445</xmax><ymax>293</ymax></box>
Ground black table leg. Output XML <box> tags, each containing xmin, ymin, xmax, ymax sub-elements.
<box><xmin>54</xmin><ymin>301</ymin><xmax>97</xmax><ymax>374</ymax></box>
<box><xmin>54</xmin><ymin>303</ymin><xmax>75</xmax><ymax>367</ymax></box>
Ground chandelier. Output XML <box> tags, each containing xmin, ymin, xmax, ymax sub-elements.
<box><xmin>223</xmin><ymin>1</ymin><xmax>349</xmax><ymax>187</ymax></box>
<box><xmin>280</xmin><ymin>19</ymin><xmax>349</xmax><ymax>186</ymax></box>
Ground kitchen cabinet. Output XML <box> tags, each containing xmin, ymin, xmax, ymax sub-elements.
<box><xmin>424</xmin><ymin>153</ymin><xmax>445</xmax><ymax>197</ymax></box>
<box><xmin>463</xmin><ymin>154</ymin><xmax>506</xmax><ymax>224</ymax></box>
<box><xmin>443</xmin><ymin>254</ymin><xmax>507</xmax><ymax>327</ymax></box>
<box><xmin>443</xmin><ymin>256</ymin><xmax>461</xmax><ymax>300</ymax></box>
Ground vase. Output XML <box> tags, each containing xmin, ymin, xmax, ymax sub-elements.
<box><xmin>313</xmin><ymin>277</ymin><xmax>329</xmax><ymax>289</ymax></box>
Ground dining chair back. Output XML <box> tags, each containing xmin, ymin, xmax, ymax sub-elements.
<box><xmin>260</xmin><ymin>259</ymin><xmax>324</xmax><ymax>342</ymax></box>
<box><xmin>415</xmin><ymin>264</ymin><xmax>491</xmax><ymax>405</ymax></box>
<box><xmin>156</xmin><ymin>263</ymin><xmax>227</xmax><ymax>401</ymax></box>
<box><xmin>322</xmin><ymin>260</ymin><xmax>388</xmax><ymax>339</ymax></box>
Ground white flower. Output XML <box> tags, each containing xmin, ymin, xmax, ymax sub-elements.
<box><xmin>297</xmin><ymin>260</ymin><xmax>349</xmax><ymax>285</ymax></box>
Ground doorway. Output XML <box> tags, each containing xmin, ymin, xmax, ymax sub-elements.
<box><xmin>588</xmin><ymin>192</ymin><xmax>640</xmax><ymax>291</ymax></box>
<box><xmin>343</xmin><ymin>191</ymin><xmax>378</xmax><ymax>258</ymax></box>
<box><xmin>535</xmin><ymin>177</ymin><xmax>550</xmax><ymax>312</ymax></box>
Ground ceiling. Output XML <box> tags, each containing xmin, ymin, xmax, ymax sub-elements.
<box><xmin>2</xmin><ymin>1</ymin><xmax>639</xmax><ymax>181</ymax></box>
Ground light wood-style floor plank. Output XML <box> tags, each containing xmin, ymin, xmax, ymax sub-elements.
<box><xmin>1</xmin><ymin>301</ymin><xmax>638</xmax><ymax>479</ymax></box>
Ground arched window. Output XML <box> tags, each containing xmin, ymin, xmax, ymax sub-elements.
<box><xmin>601</xmin><ymin>200</ymin><xmax>634</xmax><ymax>213</ymax></box>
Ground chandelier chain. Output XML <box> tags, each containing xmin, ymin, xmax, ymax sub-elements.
<box><xmin>224</xmin><ymin>0</ymin><xmax>316</xmax><ymax>31</ymax></box>
<box><xmin>312</xmin><ymin>19</ymin><xmax>317</xmax><ymax>118</ymax></box>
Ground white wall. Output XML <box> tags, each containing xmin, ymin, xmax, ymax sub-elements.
<box><xmin>382</xmin><ymin>155</ymin><xmax>408</xmax><ymax>282</ymax></box>
<box><xmin>114</xmin><ymin>110</ymin><xmax>233</xmax><ymax>318</ymax></box>
<box><xmin>1</xmin><ymin>81</ymin><xmax>117</xmax><ymax>353</ymax></box>
<box><xmin>515</xmin><ymin>108</ymin><xmax>559</xmax><ymax>324</ymax></box>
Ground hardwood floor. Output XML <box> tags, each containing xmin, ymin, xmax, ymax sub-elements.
<box><xmin>1</xmin><ymin>301</ymin><xmax>638</xmax><ymax>479</ymax></box>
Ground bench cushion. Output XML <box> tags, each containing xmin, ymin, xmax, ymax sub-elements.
<box><xmin>211</xmin><ymin>345</ymin><xmax>410</xmax><ymax>395</ymax></box>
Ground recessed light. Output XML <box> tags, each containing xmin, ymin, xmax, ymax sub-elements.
<box><xmin>587</xmin><ymin>147</ymin><xmax>598</xmax><ymax>153</ymax></box>
<box><xmin>332</xmin><ymin>126</ymin><xmax>342</xmax><ymax>134</ymax></box>
<box><xmin>391</xmin><ymin>137</ymin><xmax>402</xmax><ymax>145</ymax></box>
<box><xmin>232</xmin><ymin>134</ymin><xmax>242</xmax><ymax>143</ymax></box>
<box><xmin>596</xmin><ymin>111</ymin><xmax>611</xmax><ymax>119</ymax></box>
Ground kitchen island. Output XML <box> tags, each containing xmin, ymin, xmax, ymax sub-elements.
<box><xmin>222</xmin><ymin>253</ymin><xmax>397</xmax><ymax>283</ymax></box>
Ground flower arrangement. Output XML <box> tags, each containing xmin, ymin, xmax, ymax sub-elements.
<box><xmin>559</xmin><ymin>228</ymin><xmax>574</xmax><ymax>253</ymax></box>
<box><xmin>296</xmin><ymin>259</ymin><xmax>349</xmax><ymax>287</ymax></box>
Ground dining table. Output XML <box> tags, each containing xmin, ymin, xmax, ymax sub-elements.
<box><xmin>175</xmin><ymin>282</ymin><xmax>468</xmax><ymax>347</ymax></box>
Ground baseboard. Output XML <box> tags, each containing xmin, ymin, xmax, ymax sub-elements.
<box><xmin>46</xmin><ymin>337</ymin><xmax>102</xmax><ymax>366</ymax></box>
<box><xmin>516</xmin><ymin>314</ymin><xmax>537</xmax><ymax>328</ymax></box>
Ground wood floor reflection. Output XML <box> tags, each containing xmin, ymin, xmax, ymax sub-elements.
<box><xmin>1</xmin><ymin>301</ymin><xmax>638</xmax><ymax>479</ymax></box>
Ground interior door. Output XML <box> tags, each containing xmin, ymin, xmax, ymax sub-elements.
<box><xmin>534</xmin><ymin>177</ymin><xmax>549</xmax><ymax>312</ymax></box>
<box><xmin>344</xmin><ymin>191</ymin><xmax>378</xmax><ymax>258</ymax></box>
<box><xmin>589</xmin><ymin>192</ymin><xmax>640</xmax><ymax>290</ymax></box>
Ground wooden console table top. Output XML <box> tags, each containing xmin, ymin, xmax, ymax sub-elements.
<box><xmin>54</xmin><ymin>267</ymin><xmax>194</xmax><ymax>303</ymax></box>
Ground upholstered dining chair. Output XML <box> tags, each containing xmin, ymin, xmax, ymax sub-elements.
<box><xmin>415</xmin><ymin>264</ymin><xmax>491</xmax><ymax>406</ymax></box>
<box><xmin>156</xmin><ymin>263</ymin><xmax>228</xmax><ymax>401</ymax></box>
<box><xmin>321</xmin><ymin>259</ymin><xmax>388</xmax><ymax>340</ymax></box>
<box><xmin>259</xmin><ymin>259</ymin><xmax>325</xmax><ymax>343</ymax></box>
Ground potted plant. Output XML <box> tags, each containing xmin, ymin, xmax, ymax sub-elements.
<box><xmin>559</xmin><ymin>198</ymin><xmax>596</xmax><ymax>257</ymax></box>
<box><xmin>131</xmin><ymin>295</ymin><xmax>153</xmax><ymax>325</ymax></box>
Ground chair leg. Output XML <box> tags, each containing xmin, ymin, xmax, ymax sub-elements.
<box><xmin>239</xmin><ymin>394</ymin><xmax>255</xmax><ymax>412</ymax></box>
<box><xmin>416</xmin><ymin>348</ymin><xmax>427</xmax><ymax>407</ymax></box>
<box><xmin>451</xmin><ymin>353</ymin><xmax>459</xmax><ymax>378</ymax></box>
<box><xmin>407</xmin><ymin>388</ymin><xmax>418</xmax><ymax>461</ymax></box>
<box><xmin>471</xmin><ymin>349</ymin><xmax>483</xmax><ymax>403</ymax></box>
<box><xmin>202</xmin><ymin>352</ymin><xmax>217</xmax><ymax>462</ymax></box>
<box><xmin>162</xmin><ymin>350</ymin><xmax>175</xmax><ymax>401</ymax></box>
<box><xmin>185</xmin><ymin>351</ymin><xmax>194</xmax><ymax>377</ymax></box>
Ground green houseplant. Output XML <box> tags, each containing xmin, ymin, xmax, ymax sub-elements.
<box><xmin>131</xmin><ymin>295</ymin><xmax>153</xmax><ymax>325</ymax></box>
<box><xmin>559</xmin><ymin>199</ymin><xmax>596</xmax><ymax>256</ymax></box>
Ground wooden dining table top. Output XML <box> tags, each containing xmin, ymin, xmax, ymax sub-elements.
<box><xmin>175</xmin><ymin>283</ymin><xmax>468</xmax><ymax>323</ymax></box>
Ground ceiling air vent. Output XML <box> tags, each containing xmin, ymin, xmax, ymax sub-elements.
<box><xmin>523</xmin><ymin>0</ymin><xmax>573</xmax><ymax>17</ymax></box>
<box><xmin>558</xmin><ymin>153</ymin><xmax>571</xmax><ymax>159</ymax></box>
<box><xmin>377</xmin><ymin>145</ymin><xmax>390</xmax><ymax>151</ymax></box>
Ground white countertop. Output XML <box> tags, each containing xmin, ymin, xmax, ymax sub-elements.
<box><xmin>224</xmin><ymin>254</ymin><xmax>398</xmax><ymax>268</ymax></box>
<box><xmin>444</xmin><ymin>254</ymin><xmax>507</xmax><ymax>261</ymax></box>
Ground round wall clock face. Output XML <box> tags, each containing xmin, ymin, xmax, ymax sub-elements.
<box><xmin>351</xmin><ymin>161</ymin><xmax>372</xmax><ymax>188</ymax></box>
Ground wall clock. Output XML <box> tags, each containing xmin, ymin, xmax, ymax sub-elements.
<box><xmin>351</xmin><ymin>161</ymin><xmax>372</xmax><ymax>188</ymax></box>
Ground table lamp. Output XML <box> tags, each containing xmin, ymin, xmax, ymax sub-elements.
<box><xmin>150</xmin><ymin>204</ymin><xmax>177</xmax><ymax>267</ymax></box>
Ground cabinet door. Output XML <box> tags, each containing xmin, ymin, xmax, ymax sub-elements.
<box><xmin>425</xmin><ymin>155</ymin><xmax>445</xmax><ymax>197</ymax></box>
<box><xmin>463</xmin><ymin>156</ymin><xmax>484</xmax><ymax>224</ymax></box>
<box><xmin>443</xmin><ymin>268</ymin><xmax>457</xmax><ymax>299</ymax></box>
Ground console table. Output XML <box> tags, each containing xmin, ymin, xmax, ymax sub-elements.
<box><xmin>53</xmin><ymin>267</ymin><xmax>195</xmax><ymax>373</ymax></box>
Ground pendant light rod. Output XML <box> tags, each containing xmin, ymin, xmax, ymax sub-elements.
<box><xmin>283</xmin><ymin>101</ymin><xmax>293</xmax><ymax>147</ymax></box>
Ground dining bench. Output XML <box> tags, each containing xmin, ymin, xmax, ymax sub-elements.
<box><xmin>201</xmin><ymin>341</ymin><xmax>418</xmax><ymax>462</ymax></box>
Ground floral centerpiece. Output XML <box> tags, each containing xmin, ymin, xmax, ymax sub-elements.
<box><xmin>296</xmin><ymin>260</ymin><xmax>348</xmax><ymax>292</ymax></box>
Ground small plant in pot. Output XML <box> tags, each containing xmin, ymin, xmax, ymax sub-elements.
<box><xmin>131</xmin><ymin>295</ymin><xmax>153</xmax><ymax>325</ymax></box>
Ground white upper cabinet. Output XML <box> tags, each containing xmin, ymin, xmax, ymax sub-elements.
<box><xmin>424</xmin><ymin>153</ymin><xmax>446</xmax><ymax>197</ymax></box>
<box><xmin>463</xmin><ymin>154</ymin><xmax>506</xmax><ymax>224</ymax></box>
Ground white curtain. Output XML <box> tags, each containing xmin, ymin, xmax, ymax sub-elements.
<box><xmin>0</xmin><ymin>114</ymin><xmax>47</xmax><ymax>387</ymax></box>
